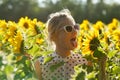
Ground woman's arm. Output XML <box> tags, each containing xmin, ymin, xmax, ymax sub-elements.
<box><xmin>34</xmin><ymin>60</ymin><xmax>42</xmax><ymax>80</ymax></box>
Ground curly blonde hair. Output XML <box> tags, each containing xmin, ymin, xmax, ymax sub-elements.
<box><xmin>46</xmin><ymin>9</ymin><xmax>75</xmax><ymax>42</ymax></box>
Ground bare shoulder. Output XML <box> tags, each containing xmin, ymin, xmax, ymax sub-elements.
<box><xmin>34</xmin><ymin>59</ymin><xmax>41</xmax><ymax>67</ymax></box>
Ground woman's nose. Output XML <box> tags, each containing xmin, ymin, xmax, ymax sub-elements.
<box><xmin>72</xmin><ymin>28</ymin><xmax>77</xmax><ymax>35</ymax></box>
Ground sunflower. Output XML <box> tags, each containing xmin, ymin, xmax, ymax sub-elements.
<box><xmin>82</xmin><ymin>30</ymin><xmax>100</xmax><ymax>56</ymax></box>
<box><xmin>111</xmin><ymin>29</ymin><xmax>120</xmax><ymax>50</ymax></box>
<box><xmin>18</xmin><ymin>17</ymin><xmax>38</xmax><ymax>36</ymax></box>
<box><xmin>112</xmin><ymin>29</ymin><xmax>120</xmax><ymax>41</ymax></box>
<box><xmin>108</xmin><ymin>18</ymin><xmax>119</xmax><ymax>33</ymax></box>
<box><xmin>18</xmin><ymin>16</ymin><xmax>32</xmax><ymax>30</ymax></box>
<box><xmin>0</xmin><ymin>20</ymin><xmax>7</xmax><ymax>36</ymax></box>
<box><xmin>80</xmin><ymin>20</ymin><xmax>90</xmax><ymax>31</ymax></box>
<box><xmin>13</xmin><ymin>31</ymin><xmax>23</xmax><ymax>53</ymax></box>
<box><xmin>7</xmin><ymin>21</ymin><xmax>17</xmax><ymax>37</ymax></box>
<box><xmin>112</xmin><ymin>18</ymin><xmax>119</xmax><ymax>26</ymax></box>
<box><xmin>93</xmin><ymin>21</ymin><xmax>105</xmax><ymax>34</ymax></box>
<box><xmin>0</xmin><ymin>20</ymin><xmax>7</xmax><ymax>29</ymax></box>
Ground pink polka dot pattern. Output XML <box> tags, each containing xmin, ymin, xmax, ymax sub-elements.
<box><xmin>39</xmin><ymin>52</ymin><xmax>88</xmax><ymax>80</ymax></box>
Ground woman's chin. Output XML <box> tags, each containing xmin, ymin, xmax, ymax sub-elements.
<box><xmin>70</xmin><ymin>45</ymin><xmax>78</xmax><ymax>50</ymax></box>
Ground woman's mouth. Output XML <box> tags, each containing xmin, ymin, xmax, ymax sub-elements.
<box><xmin>70</xmin><ymin>37</ymin><xmax>77</xmax><ymax>48</ymax></box>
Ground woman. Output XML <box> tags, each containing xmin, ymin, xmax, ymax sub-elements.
<box><xmin>34</xmin><ymin>9</ymin><xmax>90</xmax><ymax>80</ymax></box>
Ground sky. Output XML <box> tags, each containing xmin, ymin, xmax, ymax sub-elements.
<box><xmin>93</xmin><ymin>0</ymin><xmax>120</xmax><ymax>4</ymax></box>
<box><xmin>38</xmin><ymin>0</ymin><xmax>120</xmax><ymax>7</ymax></box>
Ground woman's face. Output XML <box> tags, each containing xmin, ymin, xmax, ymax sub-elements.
<box><xmin>54</xmin><ymin>18</ymin><xmax>79</xmax><ymax>51</ymax></box>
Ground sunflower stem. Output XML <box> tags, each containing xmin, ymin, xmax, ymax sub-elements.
<box><xmin>98</xmin><ymin>56</ymin><xmax>107</xmax><ymax>80</ymax></box>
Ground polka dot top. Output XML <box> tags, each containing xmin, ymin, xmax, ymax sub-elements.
<box><xmin>39</xmin><ymin>52</ymin><xmax>88</xmax><ymax>80</ymax></box>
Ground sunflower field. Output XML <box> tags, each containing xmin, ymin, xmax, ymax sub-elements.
<box><xmin>0</xmin><ymin>17</ymin><xmax>120</xmax><ymax>80</ymax></box>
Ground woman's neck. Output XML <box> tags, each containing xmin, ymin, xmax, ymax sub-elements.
<box><xmin>55</xmin><ymin>48</ymin><xmax>71</xmax><ymax>58</ymax></box>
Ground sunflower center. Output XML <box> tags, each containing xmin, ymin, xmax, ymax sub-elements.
<box><xmin>99</xmin><ymin>29</ymin><xmax>102</xmax><ymax>34</ymax></box>
<box><xmin>89</xmin><ymin>37</ymin><xmax>100</xmax><ymax>51</ymax></box>
<box><xmin>23</xmin><ymin>22</ymin><xmax>29</xmax><ymax>29</ymax></box>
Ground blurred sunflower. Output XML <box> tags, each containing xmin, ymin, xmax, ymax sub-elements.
<box><xmin>112</xmin><ymin>18</ymin><xmax>119</xmax><ymax>26</ymax></box>
<box><xmin>112</xmin><ymin>29</ymin><xmax>120</xmax><ymax>50</ymax></box>
<box><xmin>77</xmin><ymin>36</ymin><xmax>83</xmax><ymax>50</ymax></box>
<box><xmin>0</xmin><ymin>20</ymin><xmax>7</xmax><ymax>34</ymax></box>
<box><xmin>0</xmin><ymin>20</ymin><xmax>7</xmax><ymax>44</ymax></box>
<box><xmin>112</xmin><ymin>29</ymin><xmax>120</xmax><ymax>41</ymax></box>
<box><xmin>7</xmin><ymin>21</ymin><xmax>17</xmax><ymax>37</ymax></box>
<box><xmin>18</xmin><ymin>17</ymin><xmax>37</xmax><ymax>36</ymax></box>
<box><xmin>1</xmin><ymin>21</ymin><xmax>17</xmax><ymax>44</ymax></box>
<box><xmin>7</xmin><ymin>30</ymin><xmax>23</xmax><ymax>53</ymax></box>
<box><xmin>80</xmin><ymin>20</ymin><xmax>90</xmax><ymax>31</ymax></box>
<box><xmin>82</xmin><ymin>30</ymin><xmax>100</xmax><ymax>56</ymax></box>
<box><xmin>108</xmin><ymin>18</ymin><xmax>119</xmax><ymax>33</ymax></box>
<box><xmin>103</xmin><ymin>32</ymin><xmax>111</xmax><ymax>43</ymax></box>
<box><xmin>100</xmin><ymin>32</ymin><xmax>111</xmax><ymax>51</ymax></box>
<box><xmin>31</xmin><ymin>18</ymin><xmax>37</xmax><ymax>26</ymax></box>
<box><xmin>93</xmin><ymin>21</ymin><xmax>105</xmax><ymax>34</ymax></box>
<box><xmin>18</xmin><ymin>16</ymin><xmax>31</xmax><ymax>30</ymax></box>
<box><xmin>13</xmin><ymin>31</ymin><xmax>23</xmax><ymax>53</ymax></box>
<box><xmin>77</xmin><ymin>30</ymin><xmax>86</xmax><ymax>50</ymax></box>
<box><xmin>37</xmin><ymin>21</ymin><xmax>45</xmax><ymax>27</ymax></box>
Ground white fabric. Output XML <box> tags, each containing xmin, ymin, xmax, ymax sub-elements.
<box><xmin>39</xmin><ymin>52</ymin><xmax>88</xmax><ymax>80</ymax></box>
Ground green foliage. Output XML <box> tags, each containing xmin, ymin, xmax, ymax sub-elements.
<box><xmin>76</xmin><ymin>71</ymin><xmax>85</xmax><ymax>80</ymax></box>
<box><xmin>93</xmin><ymin>49</ymin><xmax>106</xmax><ymax>59</ymax></box>
<box><xmin>0</xmin><ymin>16</ymin><xmax>120</xmax><ymax>80</ymax></box>
<box><xmin>86</xmin><ymin>71</ymin><xmax>98</xmax><ymax>80</ymax></box>
<box><xmin>43</xmin><ymin>56</ymin><xmax>54</xmax><ymax>64</ymax></box>
<box><xmin>71</xmin><ymin>65</ymin><xmax>98</xmax><ymax>80</ymax></box>
<box><xmin>108</xmin><ymin>50</ymin><xmax>118</xmax><ymax>59</ymax></box>
<box><xmin>50</xmin><ymin>61</ymin><xmax>65</xmax><ymax>72</ymax></box>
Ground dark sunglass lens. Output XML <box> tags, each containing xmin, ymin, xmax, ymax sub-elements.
<box><xmin>74</xmin><ymin>24</ymin><xmax>80</xmax><ymax>30</ymax></box>
<box><xmin>66</xmin><ymin>26</ymin><xmax>73</xmax><ymax>32</ymax></box>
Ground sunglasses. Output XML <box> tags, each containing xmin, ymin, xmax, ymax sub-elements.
<box><xmin>63</xmin><ymin>24</ymin><xmax>80</xmax><ymax>33</ymax></box>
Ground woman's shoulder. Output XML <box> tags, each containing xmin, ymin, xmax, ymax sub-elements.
<box><xmin>71</xmin><ymin>52</ymin><xmax>88</xmax><ymax>65</ymax></box>
<box><xmin>71</xmin><ymin>52</ymin><xmax>82</xmax><ymax>58</ymax></box>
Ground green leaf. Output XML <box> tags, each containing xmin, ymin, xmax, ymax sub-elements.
<box><xmin>35</xmin><ymin>25</ymin><xmax>42</xmax><ymax>34</ymax></box>
<box><xmin>0</xmin><ymin>57</ymin><xmax>3</xmax><ymax>66</ymax></box>
<box><xmin>20</xmin><ymin>40</ymin><xmax>25</xmax><ymax>54</ymax></box>
<box><xmin>42</xmin><ymin>51</ymin><xmax>53</xmax><ymax>56</ymax></box>
<box><xmin>20</xmin><ymin>72</ymin><xmax>25</xmax><ymax>77</ymax></box>
<box><xmin>108</xmin><ymin>50</ymin><xmax>118</xmax><ymax>59</ymax></box>
<box><xmin>28</xmin><ymin>44</ymin><xmax>39</xmax><ymax>56</ymax></box>
<box><xmin>93</xmin><ymin>49</ymin><xmax>106</xmax><ymax>59</ymax></box>
<box><xmin>50</xmin><ymin>61</ymin><xmax>65</xmax><ymax>72</ymax></box>
<box><xmin>75</xmin><ymin>71</ymin><xmax>85</xmax><ymax>80</ymax></box>
<box><xmin>43</xmin><ymin>56</ymin><xmax>54</xmax><ymax>64</ymax></box>
<box><xmin>24</xmin><ymin>37</ymin><xmax>35</xmax><ymax>50</ymax></box>
<box><xmin>25</xmin><ymin>60</ymin><xmax>31</xmax><ymax>67</ymax></box>
<box><xmin>5</xmin><ymin>65</ymin><xmax>14</xmax><ymax>74</ymax></box>
<box><xmin>112</xmin><ymin>66</ymin><xmax>120</xmax><ymax>74</ymax></box>
<box><xmin>86</xmin><ymin>71</ymin><xmax>98</xmax><ymax>79</ymax></box>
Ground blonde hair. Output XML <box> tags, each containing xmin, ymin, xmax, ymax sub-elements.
<box><xmin>46</xmin><ymin>9</ymin><xmax>75</xmax><ymax>42</ymax></box>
